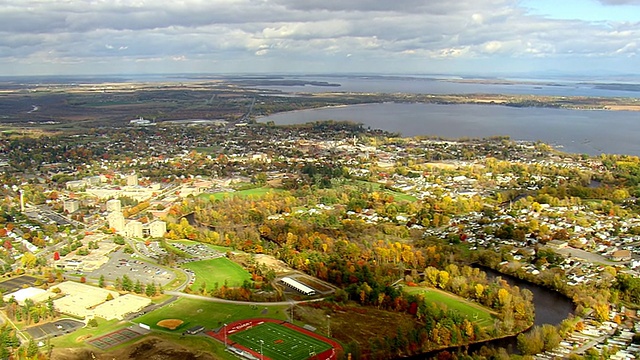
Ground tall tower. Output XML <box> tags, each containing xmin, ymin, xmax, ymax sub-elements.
<box><xmin>19</xmin><ymin>190</ymin><xmax>25</xmax><ymax>212</ymax></box>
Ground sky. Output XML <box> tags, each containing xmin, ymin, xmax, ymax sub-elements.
<box><xmin>1</xmin><ymin>0</ymin><xmax>639</xmax><ymax>76</ymax></box>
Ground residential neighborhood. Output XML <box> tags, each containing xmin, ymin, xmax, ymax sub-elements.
<box><xmin>0</xmin><ymin>119</ymin><xmax>638</xmax><ymax>359</ymax></box>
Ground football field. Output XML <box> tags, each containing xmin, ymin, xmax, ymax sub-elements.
<box><xmin>229</xmin><ymin>322</ymin><xmax>331</xmax><ymax>360</ymax></box>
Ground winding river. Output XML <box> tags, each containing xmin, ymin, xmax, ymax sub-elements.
<box><xmin>410</xmin><ymin>268</ymin><xmax>574</xmax><ymax>358</ymax></box>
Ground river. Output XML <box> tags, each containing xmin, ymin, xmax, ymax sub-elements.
<box><xmin>258</xmin><ymin>103</ymin><xmax>640</xmax><ymax>156</ymax></box>
<box><xmin>482</xmin><ymin>268</ymin><xmax>574</xmax><ymax>327</ymax></box>
<box><xmin>409</xmin><ymin>268</ymin><xmax>574</xmax><ymax>359</ymax></box>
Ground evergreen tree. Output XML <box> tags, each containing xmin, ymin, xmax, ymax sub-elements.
<box><xmin>134</xmin><ymin>280</ymin><xmax>143</xmax><ymax>294</ymax></box>
<box><xmin>145</xmin><ymin>282</ymin><xmax>156</xmax><ymax>297</ymax></box>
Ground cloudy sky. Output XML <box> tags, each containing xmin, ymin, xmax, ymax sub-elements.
<box><xmin>1</xmin><ymin>0</ymin><xmax>639</xmax><ymax>76</ymax></box>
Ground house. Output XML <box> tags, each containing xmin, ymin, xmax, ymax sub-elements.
<box><xmin>611</xmin><ymin>249</ymin><xmax>632</xmax><ymax>262</ymax></box>
<box><xmin>186</xmin><ymin>325</ymin><xmax>205</xmax><ymax>335</ymax></box>
<box><xmin>546</xmin><ymin>240</ymin><xmax>569</xmax><ymax>249</ymax></box>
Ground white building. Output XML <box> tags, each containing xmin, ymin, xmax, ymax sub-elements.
<box><xmin>65</xmin><ymin>180</ymin><xmax>86</xmax><ymax>191</ymax></box>
<box><xmin>63</xmin><ymin>199</ymin><xmax>80</xmax><ymax>214</ymax></box>
<box><xmin>148</xmin><ymin>220</ymin><xmax>166</xmax><ymax>238</ymax></box>
<box><xmin>125</xmin><ymin>220</ymin><xmax>143</xmax><ymax>238</ymax></box>
<box><xmin>52</xmin><ymin>281</ymin><xmax>120</xmax><ymax>319</ymax></box>
<box><xmin>3</xmin><ymin>287</ymin><xmax>53</xmax><ymax>306</ymax></box>
<box><xmin>83</xmin><ymin>176</ymin><xmax>102</xmax><ymax>187</ymax></box>
<box><xmin>280</xmin><ymin>277</ymin><xmax>316</xmax><ymax>296</ymax></box>
<box><xmin>108</xmin><ymin>211</ymin><xmax>125</xmax><ymax>232</ymax></box>
<box><xmin>106</xmin><ymin>199</ymin><xmax>122</xmax><ymax>213</ymax></box>
<box><xmin>126</xmin><ymin>174</ymin><xmax>138</xmax><ymax>187</ymax></box>
<box><xmin>93</xmin><ymin>294</ymin><xmax>151</xmax><ymax>320</ymax></box>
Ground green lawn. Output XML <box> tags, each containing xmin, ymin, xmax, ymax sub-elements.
<box><xmin>51</xmin><ymin>318</ymin><xmax>124</xmax><ymax>348</ymax></box>
<box><xmin>133</xmin><ymin>298</ymin><xmax>289</xmax><ymax>332</ymax></box>
<box><xmin>404</xmin><ymin>287</ymin><xmax>495</xmax><ymax>327</ymax></box>
<box><xmin>199</xmin><ymin>187</ymin><xmax>283</xmax><ymax>201</ymax></box>
<box><xmin>183</xmin><ymin>257</ymin><xmax>251</xmax><ymax>289</ymax></box>
<box><xmin>229</xmin><ymin>322</ymin><xmax>331</xmax><ymax>360</ymax></box>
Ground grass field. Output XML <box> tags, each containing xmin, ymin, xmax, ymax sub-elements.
<box><xmin>230</xmin><ymin>322</ymin><xmax>331</xmax><ymax>360</ymax></box>
<box><xmin>133</xmin><ymin>298</ymin><xmax>289</xmax><ymax>332</ymax></box>
<box><xmin>199</xmin><ymin>187</ymin><xmax>283</xmax><ymax>201</ymax></box>
<box><xmin>51</xmin><ymin>318</ymin><xmax>124</xmax><ymax>348</ymax></box>
<box><xmin>183</xmin><ymin>257</ymin><xmax>251</xmax><ymax>289</ymax></box>
<box><xmin>404</xmin><ymin>287</ymin><xmax>495</xmax><ymax>328</ymax></box>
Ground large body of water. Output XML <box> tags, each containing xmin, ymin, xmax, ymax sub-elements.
<box><xmin>259</xmin><ymin>103</ymin><xmax>640</xmax><ymax>156</ymax></box>
<box><xmin>259</xmin><ymin>75</ymin><xmax>640</xmax><ymax>98</ymax></box>
<box><xmin>255</xmin><ymin>75</ymin><xmax>640</xmax><ymax>156</ymax></box>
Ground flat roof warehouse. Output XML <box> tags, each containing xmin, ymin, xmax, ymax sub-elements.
<box><xmin>280</xmin><ymin>277</ymin><xmax>316</xmax><ymax>296</ymax></box>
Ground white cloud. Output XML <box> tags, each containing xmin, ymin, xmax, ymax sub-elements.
<box><xmin>0</xmin><ymin>0</ymin><xmax>639</xmax><ymax>74</ymax></box>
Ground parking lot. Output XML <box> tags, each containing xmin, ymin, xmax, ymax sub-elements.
<box><xmin>25</xmin><ymin>319</ymin><xmax>84</xmax><ymax>340</ymax></box>
<box><xmin>86</xmin><ymin>249</ymin><xmax>175</xmax><ymax>287</ymax></box>
<box><xmin>0</xmin><ymin>275</ymin><xmax>38</xmax><ymax>293</ymax></box>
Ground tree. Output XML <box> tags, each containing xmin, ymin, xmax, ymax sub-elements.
<box><xmin>20</xmin><ymin>253</ymin><xmax>37</xmax><ymax>269</ymax></box>
<box><xmin>425</xmin><ymin>267</ymin><xmax>439</xmax><ymax>287</ymax></box>
<box><xmin>593</xmin><ymin>303</ymin><xmax>610</xmax><ymax>323</ymax></box>
<box><xmin>145</xmin><ymin>282</ymin><xmax>157</xmax><ymax>297</ymax></box>
<box><xmin>474</xmin><ymin>284</ymin><xmax>485</xmax><ymax>300</ymax></box>
<box><xmin>437</xmin><ymin>270</ymin><xmax>450</xmax><ymax>289</ymax></box>
<box><xmin>26</xmin><ymin>340</ymin><xmax>38</xmax><ymax>357</ymax></box>
<box><xmin>134</xmin><ymin>280</ymin><xmax>143</xmax><ymax>294</ymax></box>
<box><xmin>121</xmin><ymin>275</ymin><xmax>133</xmax><ymax>292</ymax></box>
<box><xmin>98</xmin><ymin>275</ymin><xmax>105</xmax><ymax>288</ymax></box>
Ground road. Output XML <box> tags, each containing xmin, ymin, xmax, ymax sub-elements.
<box><xmin>164</xmin><ymin>291</ymin><xmax>325</xmax><ymax>306</ymax></box>
<box><xmin>34</xmin><ymin>204</ymin><xmax>84</xmax><ymax>228</ymax></box>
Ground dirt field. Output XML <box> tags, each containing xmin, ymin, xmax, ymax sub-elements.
<box><xmin>252</xmin><ymin>254</ymin><xmax>291</xmax><ymax>273</ymax></box>
<box><xmin>295</xmin><ymin>303</ymin><xmax>417</xmax><ymax>347</ymax></box>
<box><xmin>51</xmin><ymin>337</ymin><xmax>216</xmax><ymax>360</ymax></box>
<box><xmin>157</xmin><ymin>319</ymin><xmax>184</xmax><ymax>330</ymax></box>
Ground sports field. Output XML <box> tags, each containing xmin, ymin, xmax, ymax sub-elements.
<box><xmin>133</xmin><ymin>298</ymin><xmax>289</xmax><ymax>332</ymax></box>
<box><xmin>183</xmin><ymin>257</ymin><xmax>252</xmax><ymax>289</ymax></box>
<box><xmin>405</xmin><ymin>287</ymin><xmax>494</xmax><ymax>327</ymax></box>
<box><xmin>229</xmin><ymin>322</ymin><xmax>332</xmax><ymax>360</ymax></box>
<box><xmin>87</xmin><ymin>328</ymin><xmax>144</xmax><ymax>350</ymax></box>
<box><xmin>199</xmin><ymin>187</ymin><xmax>282</xmax><ymax>201</ymax></box>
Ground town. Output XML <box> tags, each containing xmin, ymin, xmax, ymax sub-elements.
<box><xmin>0</xmin><ymin>89</ymin><xmax>638</xmax><ymax>360</ymax></box>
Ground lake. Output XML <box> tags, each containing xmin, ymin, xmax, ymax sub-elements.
<box><xmin>257</xmin><ymin>75</ymin><xmax>640</xmax><ymax>98</ymax></box>
<box><xmin>259</xmin><ymin>103</ymin><xmax>640</xmax><ymax>156</ymax></box>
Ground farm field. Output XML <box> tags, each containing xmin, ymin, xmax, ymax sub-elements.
<box><xmin>404</xmin><ymin>287</ymin><xmax>495</xmax><ymax>327</ymax></box>
<box><xmin>183</xmin><ymin>257</ymin><xmax>252</xmax><ymax>289</ymax></box>
<box><xmin>229</xmin><ymin>322</ymin><xmax>332</xmax><ymax>360</ymax></box>
<box><xmin>133</xmin><ymin>298</ymin><xmax>289</xmax><ymax>332</ymax></box>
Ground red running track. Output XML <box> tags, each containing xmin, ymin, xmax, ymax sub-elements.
<box><xmin>206</xmin><ymin>318</ymin><xmax>342</xmax><ymax>360</ymax></box>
